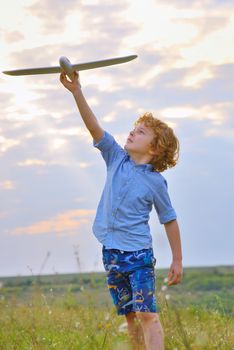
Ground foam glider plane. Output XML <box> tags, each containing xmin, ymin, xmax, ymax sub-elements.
<box><xmin>2</xmin><ymin>55</ymin><xmax>137</xmax><ymax>80</ymax></box>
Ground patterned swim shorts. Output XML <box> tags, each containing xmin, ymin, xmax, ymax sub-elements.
<box><xmin>102</xmin><ymin>246</ymin><xmax>157</xmax><ymax>315</ymax></box>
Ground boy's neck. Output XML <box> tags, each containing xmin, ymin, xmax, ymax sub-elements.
<box><xmin>128</xmin><ymin>151</ymin><xmax>153</xmax><ymax>165</ymax></box>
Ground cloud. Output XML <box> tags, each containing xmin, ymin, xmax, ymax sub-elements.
<box><xmin>23</xmin><ymin>0</ymin><xmax>136</xmax><ymax>62</ymax></box>
<box><xmin>122</xmin><ymin>1</ymin><xmax>234</xmax><ymax>77</ymax></box>
<box><xmin>0</xmin><ymin>211</ymin><xmax>8</xmax><ymax>219</ymax></box>
<box><xmin>2</xmin><ymin>30</ymin><xmax>24</xmax><ymax>44</ymax></box>
<box><xmin>0</xmin><ymin>135</ymin><xmax>20</xmax><ymax>153</ymax></box>
<box><xmin>159</xmin><ymin>103</ymin><xmax>234</xmax><ymax>141</ymax></box>
<box><xmin>0</xmin><ymin>89</ymin><xmax>14</xmax><ymax>113</ymax></box>
<box><xmin>181</xmin><ymin>62</ymin><xmax>214</xmax><ymax>88</ymax></box>
<box><xmin>101</xmin><ymin>111</ymin><xmax>116</xmax><ymax>123</ymax></box>
<box><xmin>26</xmin><ymin>0</ymin><xmax>79</xmax><ymax>32</ymax></box>
<box><xmin>11</xmin><ymin>209</ymin><xmax>95</xmax><ymax>236</ymax></box>
<box><xmin>17</xmin><ymin>159</ymin><xmax>47</xmax><ymax>166</ymax></box>
<box><xmin>0</xmin><ymin>180</ymin><xmax>15</xmax><ymax>190</ymax></box>
<box><xmin>156</xmin><ymin>0</ymin><xmax>234</xmax><ymax>8</ymax></box>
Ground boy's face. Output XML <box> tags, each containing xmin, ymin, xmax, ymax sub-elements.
<box><xmin>124</xmin><ymin>123</ymin><xmax>156</xmax><ymax>157</ymax></box>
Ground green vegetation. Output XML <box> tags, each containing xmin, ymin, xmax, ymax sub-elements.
<box><xmin>0</xmin><ymin>266</ymin><xmax>233</xmax><ymax>349</ymax></box>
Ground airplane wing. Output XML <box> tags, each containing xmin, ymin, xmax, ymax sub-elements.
<box><xmin>2</xmin><ymin>55</ymin><xmax>137</xmax><ymax>76</ymax></box>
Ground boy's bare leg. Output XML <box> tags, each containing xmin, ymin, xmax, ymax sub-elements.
<box><xmin>137</xmin><ymin>312</ymin><xmax>164</xmax><ymax>350</ymax></box>
<box><xmin>125</xmin><ymin>312</ymin><xmax>146</xmax><ymax>350</ymax></box>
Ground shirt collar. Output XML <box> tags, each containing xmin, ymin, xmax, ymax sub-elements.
<box><xmin>127</xmin><ymin>154</ymin><xmax>154</xmax><ymax>172</ymax></box>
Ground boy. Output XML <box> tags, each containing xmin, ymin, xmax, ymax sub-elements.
<box><xmin>60</xmin><ymin>71</ymin><xmax>183</xmax><ymax>350</ymax></box>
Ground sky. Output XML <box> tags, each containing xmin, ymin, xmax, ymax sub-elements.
<box><xmin>0</xmin><ymin>0</ymin><xmax>233</xmax><ymax>277</ymax></box>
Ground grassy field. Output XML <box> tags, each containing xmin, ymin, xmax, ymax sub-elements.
<box><xmin>0</xmin><ymin>266</ymin><xmax>233</xmax><ymax>349</ymax></box>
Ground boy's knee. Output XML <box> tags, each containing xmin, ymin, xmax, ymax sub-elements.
<box><xmin>137</xmin><ymin>312</ymin><xmax>162</xmax><ymax>330</ymax></box>
<box><xmin>137</xmin><ymin>312</ymin><xmax>157</xmax><ymax>321</ymax></box>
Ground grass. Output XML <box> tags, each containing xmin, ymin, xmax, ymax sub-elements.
<box><xmin>0</xmin><ymin>266</ymin><xmax>233</xmax><ymax>349</ymax></box>
<box><xmin>0</xmin><ymin>288</ymin><xmax>128</xmax><ymax>350</ymax></box>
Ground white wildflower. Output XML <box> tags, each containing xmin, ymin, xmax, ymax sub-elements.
<box><xmin>118</xmin><ymin>322</ymin><xmax>128</xmax><ymax>333</ymax></box>
<box><xmin>105</xmin><ymin>313</ymin><xmax>110</xmax><ymax>321</ymax></box>
<box><xmin>75</xmin><ymin>321</ymin><xmax>80</xmax><ymax>328</ymax></box>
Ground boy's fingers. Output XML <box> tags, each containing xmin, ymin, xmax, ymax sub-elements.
<box><xmin>168</xmin><ymin>275</ymin><xmax>177</xmax><ymax>285</ymax></box>
<box><xmin>168</xmin><ymin>276</ymin><xmax>177</xmax><ymax>285</ymax></box>
<box><xmin>168</xmin><ymin>270</ymin><xmax>182</xmax><ymax>285</ymax></box>
<box><xmin>168</xmin><ymin>261</ymin><xmax>183</xmax><ymax>285</ymax></box>
<box><xmin>59</xmin><ymin>73</ymin><xmax>64</xmax><ymax>83</ymax></box>
<box><xmin>72</xmin><ymin>71</ymin><xmax>78</xmax><ymax>78</ymax></box>
<box><xmin>60</xmin><ymin>72</ymin><xmax>67</xmax><ymax>81</ymax></box>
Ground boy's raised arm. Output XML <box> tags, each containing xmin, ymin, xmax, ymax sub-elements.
<box><xmin>60</xmin><ymin>71</ymin><xmax>104</xmax><ymax>143</ymax></box>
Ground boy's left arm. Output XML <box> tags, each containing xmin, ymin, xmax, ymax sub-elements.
<box><xmin>164</xmin><ymin>219</ymin><xmax>183</xmax><ymax>286</ymax></box>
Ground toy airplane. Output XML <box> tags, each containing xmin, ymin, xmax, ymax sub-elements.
<box><xmin>2</xmin><ymin>54</ymin><xmax>137</xmax><ymax>80</ymax></box>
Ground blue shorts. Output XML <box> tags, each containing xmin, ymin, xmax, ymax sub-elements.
<box><xmin>102</xmin><ymin>246</ymin><xmax>157</xmax><ymax>315</ymax></box>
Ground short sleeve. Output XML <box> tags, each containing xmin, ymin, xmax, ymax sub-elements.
<box><xmin>153</xmin><ymin>178</ymin><xmax>177</xmax><ymax>224</ymax></box>
<box><xmin>93</xmin><ymin>131</ymin><xmax>125</xmax><ymax>167</ymax></box>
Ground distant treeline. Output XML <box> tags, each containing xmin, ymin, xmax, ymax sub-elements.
<box><xmin>1</xmin><ymin>265</ymin><xmax>233</xmax><ymax>290</ymax></box>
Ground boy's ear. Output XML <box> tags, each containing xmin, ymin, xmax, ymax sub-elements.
<box><xmin>149</xmin><ymin>147</ymin><xmax>158</xmax><ymax>156</ymax></box>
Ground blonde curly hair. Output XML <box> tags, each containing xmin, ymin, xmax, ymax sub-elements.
<box><xmin>135</xmin><ymin>112</ymin><xmax>179</xmax><ymax>172</ymax></box>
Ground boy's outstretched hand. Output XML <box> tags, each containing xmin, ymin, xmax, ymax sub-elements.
<box><xmin>60</xmin><ymin>71</ymin><xmax>81</xmax><ymax>94</ymax></box>
<box><xmin>168</xmin><ymin>260</ymin><xmax>183</xmax><ymax>286</ymax></box>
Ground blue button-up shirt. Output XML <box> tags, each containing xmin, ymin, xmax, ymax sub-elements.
<box><xmin>92</xmin><ymin>131</ymin><xmax>177</xmax><ymax>251</ymax></box>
